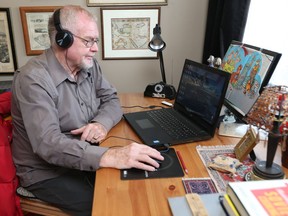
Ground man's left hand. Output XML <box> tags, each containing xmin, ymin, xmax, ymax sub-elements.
<box><xmin>70</xmin><ymin>122</ymin><xmax>107</xmax><ymax>143</ymax></box>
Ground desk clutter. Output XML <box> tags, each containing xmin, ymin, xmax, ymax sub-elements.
<box><xmin>168</xmin><ymin>144</ymin><xmax>253</xmax><ymax>215</ymax></box>
<box><xmin>169</xmin><ymin>179</ymin><xmax>288</xmax><ymax>216</ymax></box>
<box><xmin>168</xmin><ymin>144</ymin><xmax>288</xmax><ymax>216</ymax></box>
<box><xmin>168</xmin><ymin>145</ymin><xmax>288</xmax><ymax>216</ymax></box>
<box><xmin>169</xmin><ymin>144</ymin><xmax>252</xmax><ymax>215</ymax></box>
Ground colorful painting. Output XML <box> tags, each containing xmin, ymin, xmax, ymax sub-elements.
<box><xmin>220</xmin><ymin>43</ymin><xmax>279</xmax><ymax>115</ymax></box>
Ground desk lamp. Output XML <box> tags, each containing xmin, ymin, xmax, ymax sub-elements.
<box><xmin>245</xmin><ymin>85</ymin><xmax>288</xmax><ymax>180</ymax></box>
<box><xmin>144</xmin><ymin>24</ymin><xmax>176</xmax><ymax>100</ymax></box>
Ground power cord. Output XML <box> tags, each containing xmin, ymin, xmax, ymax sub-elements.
<box><xmin>100</xmin><ymin>135</ymin><xmax>138</xmax><ymax>144</ymax></box>
<box><xmin>100</xmin><ymin>136</ymin><xmax>171</xmax><ymax>153</ymax></box>
<box><xmin>121</xmin><ymin>105</ymin><xmax>165</xmax><ymax>109</ymax></box>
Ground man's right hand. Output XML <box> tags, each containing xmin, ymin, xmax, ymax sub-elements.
<box><xmin>99</xmin><ymin>143</ymin><xmax>164</xmax><ymax>171</ymax></box>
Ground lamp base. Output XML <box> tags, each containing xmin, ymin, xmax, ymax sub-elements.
<box><xmin>252</xmin><ymin>161</ymin><xmax>285</xmax><ymax>180</ymax></box>
<box><xmin>144</xmin><ymin>81</ymin><xmax>176</xmax><ymax>100</ymax></box>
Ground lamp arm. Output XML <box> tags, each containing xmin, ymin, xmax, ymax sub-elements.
<box><xmin>159</xmin><ymin>51</ymin><xmax>167</xmax><ymax>84</ymax></box>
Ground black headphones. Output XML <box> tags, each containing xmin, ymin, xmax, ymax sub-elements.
<box><xmin>53</xmin><ymin>8</ymin><xmax>74</xmax><ymax>48</ymax></box>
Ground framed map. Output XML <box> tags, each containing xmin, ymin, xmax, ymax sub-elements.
<box><xmin>100</xmin><ymin>7</ymin><xmax>160</xmax><ymax>60</ymax></box>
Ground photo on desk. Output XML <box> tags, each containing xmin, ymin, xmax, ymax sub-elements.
<box><xmin>121</xmin><ymin>148</ymin><xmax>184</xmax><ymax>180</ymax></box>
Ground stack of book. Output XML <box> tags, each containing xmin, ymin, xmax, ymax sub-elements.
<box><xmin>221</xmin><ymin>179</ymin><xmax>288</xmax><ymax>216</ymax></box>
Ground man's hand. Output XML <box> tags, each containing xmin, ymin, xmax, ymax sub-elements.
<box><xmin>70</xmin><ymin>122</ymin><xmax>107</xmax><ymax>143</ymax></box>
<box><xmin>99</xmin><ymin>143</ymin><xmax>164</xmax><ymax>171</ymax></box>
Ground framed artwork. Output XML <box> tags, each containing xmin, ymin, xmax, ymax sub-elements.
<box><xmin>234</xmin><ymin>126</ymin><xmax>259</xmax><ymax>162</ymax></box>
<box><xmin>87</xmin><ymin>0</ymin><xmax>167</xmax><ymax>7</ymax></box>
<box><xmin>221</xmin><ymin>40</ymin><xmax>282</xmax><ymax>119</ymax></box>
<box><xmin>101</xmin><ymin>7</ymin><xmax>160</xmax><ymax>60</ymax></box>
<box><xmin>19</xmin><ymin>6</ymin><xmax>59</xmax><ymax>56</ymax></box>
<box><xmin>0</xmin><ymin>8</ymin><xmax>17</xmax><ymax>73</ymax></box>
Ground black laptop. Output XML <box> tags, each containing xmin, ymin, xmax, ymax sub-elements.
<box><xmin>123</xmin><ymin>59</ymin><xmax>231</xmax><ymax>146</ymax></box>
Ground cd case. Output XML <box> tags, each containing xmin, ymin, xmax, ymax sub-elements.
<box><xmin>121</xmin><ymin>148</ymin><xmax>184</xmax><ymax>180</ymax></box>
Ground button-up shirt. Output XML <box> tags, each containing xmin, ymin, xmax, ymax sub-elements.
<box><xmin>11</xmin><ymin>48</ymin><xmax>123</xmax><ymax>187</ymax></box>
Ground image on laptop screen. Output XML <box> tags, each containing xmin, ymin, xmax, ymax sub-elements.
<box><xmin>175</xmin><ymin>59</ymin><xmax>230</xmax><ymax>126</ymax></box>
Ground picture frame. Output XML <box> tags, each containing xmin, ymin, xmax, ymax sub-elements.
<box><xmin>87</xmin><ymin>0</ymin><xmax>167</xmax><ymax>7</ymax></box>
<box><xmin>234</xmin><ymin>126</ymin><xmax>259</xmax><ymax>162</ymax></box>
<box><xmin>101</xmin><ymin>7</ymin><xmax>160</xmax><ymax>60</ymax></box>
<box><xmin>19</xmin><ymin>6</ymin><xmax>59</xmax><ymax>56</ymax></box>
<box><xmin>0</xmin><ymin>8</ymin><xmax>17</xmax><ymax>73</ymax></box>
<box><xmin>222</xmin><ymin>40</ymin><xmax>282</xmax><ymax>120</ymax></box>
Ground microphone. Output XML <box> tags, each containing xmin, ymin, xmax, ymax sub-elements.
<box><xmin>88</xmin><ymin>72</ymin><xmax>93</xmax><ymax>83</ymax></box>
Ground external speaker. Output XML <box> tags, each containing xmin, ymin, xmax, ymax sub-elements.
<box><xmin>53</xmin><ymin>8</ymin><xmax>74</xmax><ymax>48</ymax></box>
<box><xmin>144</xmin><ymin>81</ymin><xmax>176</xmax><ymax>100</ymax></box>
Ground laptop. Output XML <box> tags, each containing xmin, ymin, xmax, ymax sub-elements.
<box><xmin>123</xmin><ymin>59</ymin><xmax>231</xmax><ymax>146</ymax></box>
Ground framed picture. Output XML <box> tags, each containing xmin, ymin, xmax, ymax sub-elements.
<box><xmin>0</xmin><ymin>8</ymin><xmax>17</xmax><ymax>73</ymax></box>
<box><xmin>87</xmin><ymin>0</ymin><xmax>167</xmax><ymax>7</ymax></box>
<box><xmin>221</xmin><ymin>40</ymin><xmax>282</xmax><ymax>120</ymax></box>
<box><xmin>234</xmin><ymin>126</ymin><xmax>259</xmax><ymax>162</ymax></box>
<box><xmin>19</xmin><ymin>6</ymin><xmax>59</xmax><ymax>56</ymax></box>
<box><xmin>101</xmin><ymin>7</ymin><xmax>160</xmax><ymax>60</ymax></box>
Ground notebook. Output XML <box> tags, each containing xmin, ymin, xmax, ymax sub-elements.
<box><xmin>123</xmin><ymin>59</ymin><xmax>231</xmax><ymax>146</ymax></box>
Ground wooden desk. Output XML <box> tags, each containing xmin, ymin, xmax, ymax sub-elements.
<box><xmin>92</xmin><ymin>93</ymin><xmax>287</xmax><ymax>216</ymax></box>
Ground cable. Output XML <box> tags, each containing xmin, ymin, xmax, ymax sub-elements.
<box><xmin>121</xmin><ymin>105</ymin><xmax>165</xmax><ymax>109</ymax></box>
<box><xmin>100</xmin><ymin>135</ymin><xmax>138</xmax><ymax>144</ymax></box>
<box><xmin>100</xmin><ymin>136</ymin><xmax>171</xmax><ymax>153</ymax></box>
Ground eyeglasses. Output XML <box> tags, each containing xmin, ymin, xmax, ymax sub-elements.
<box><xmin>73</xmin><ymin>34</ymin><xmax>99</xmax><ymax>48</ymax></box>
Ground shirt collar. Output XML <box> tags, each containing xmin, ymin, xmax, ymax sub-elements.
<box><xmin>45</xmin><ymin>48</ymin><xmax>91</xmax><ymax>87</ymax></box>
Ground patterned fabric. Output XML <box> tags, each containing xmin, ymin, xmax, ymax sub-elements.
<box><xmin>196</xmin><ymin>144</ymin><xmax>255</xmax><ymax>193</ymax></box>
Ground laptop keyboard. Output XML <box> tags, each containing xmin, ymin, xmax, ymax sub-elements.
<box><xmin>147</xmin><ymin>109</ymin><xmax>200</xmax><ymax>139</ymax></box>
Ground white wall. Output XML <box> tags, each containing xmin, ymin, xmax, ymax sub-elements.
<box><xmin>0</xmin><ymin>0</ymin><xmax>209</xmax><ymax>93</ymax></box>
<box><xmin>243</xmin><ymin>0</ymin><xmax>288</xmax><ymax>86</ymax></box>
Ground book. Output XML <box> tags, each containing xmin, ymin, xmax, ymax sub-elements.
<box><xmin>226</xmin><ymin>179</ymin><xmax>288</xmax><ymax>216</ymax></box>
<box><xmin>220</xmin><ymin>194</ymin><xmax>240</xmax><ymax>216</ymax></box>
<box><xmin>168</xmin><ymin>193</ymin><xmax>226</xmax><ymax>216</ymax></box>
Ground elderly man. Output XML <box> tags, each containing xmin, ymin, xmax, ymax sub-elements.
<box><xmin>11</xmin><ymin>5</ymin><xmax>163</xmax><ymax>215</ymax></box>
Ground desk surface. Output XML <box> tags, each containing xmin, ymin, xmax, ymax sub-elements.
<box><xmin>92</xmin><ymin>93</ymin><xmax>287</xmax><ymax>216</ymax></box>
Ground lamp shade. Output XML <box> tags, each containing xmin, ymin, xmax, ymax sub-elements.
<box><xmin>148</xmin><ymin>24</ymin><xmax>166</xmax><ymax>52</ymax></box>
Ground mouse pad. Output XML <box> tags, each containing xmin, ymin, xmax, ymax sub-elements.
<box><xmin>121</xmin><ymin>148</ymin><xmax>184</xmax><ymax>180</ymax></box>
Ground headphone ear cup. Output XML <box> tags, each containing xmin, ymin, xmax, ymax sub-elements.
<box><xmin>55</xmin><ymin>30</ymin><xmax>74</xmax><ymax>48</ymax></box>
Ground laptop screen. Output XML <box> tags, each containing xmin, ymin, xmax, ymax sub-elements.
<box><xmin>174</xmin><ymin>59</ymin><xmax>230</xmax><ymax>131</ymax></box>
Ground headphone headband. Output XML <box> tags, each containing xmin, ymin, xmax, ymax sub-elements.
<box><xmin>53</xmin><ymin>8</ymin><xmax>74</xmax><ymax>49</ymax></box>
<box><xmin>53</xmin><ymin>9</ymin><xmax>62</xmax><ymax>32</ymax></box>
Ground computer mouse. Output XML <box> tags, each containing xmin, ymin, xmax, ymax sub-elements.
<box><xmin>154</xmin><ymin>157</ymin><xmax>165</xmax><ymax>169</ymax></box>
<box><xmin>154</xmin><ymin>159</ymin><xmax>163</xmax><ymax>164</ymax></box>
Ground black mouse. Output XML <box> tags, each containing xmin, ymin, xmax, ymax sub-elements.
<box><xmin>154</xmin><ymin>159</ymin><xmax>163</xmax><ymax>164</ymax></box>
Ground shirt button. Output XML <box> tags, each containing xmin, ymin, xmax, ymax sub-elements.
<box><xmin>81</xmin><ymin>103</ymin><xmax>84</xmax><ymax>106</ymax></box>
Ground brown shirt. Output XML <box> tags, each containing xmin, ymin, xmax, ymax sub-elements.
<box><xmin>11</xmin><ymin>48</ymin><xmax>123</xmax><ymax>187</ymax></box>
